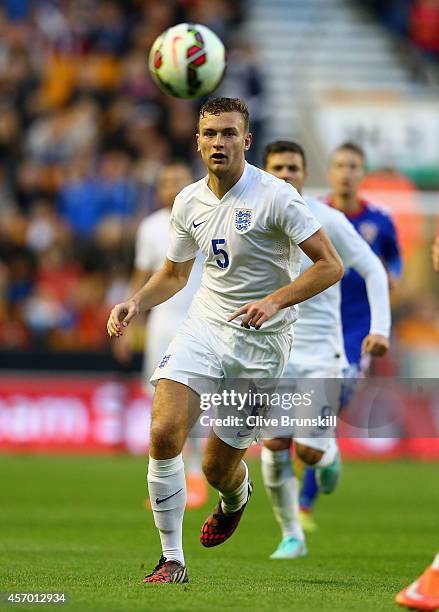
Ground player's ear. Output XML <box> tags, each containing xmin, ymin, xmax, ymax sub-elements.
<box><xmin>196</xmin><ymin>132</ymin><xmax>200</xmax><ymax>152</ymax></box>
<box><xmin>244</xmin><ymin>132</ymin><xmax>252</xmax><ymax>151</ymax></box>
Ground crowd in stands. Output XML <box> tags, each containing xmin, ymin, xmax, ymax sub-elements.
<box><xmin>0</xmin><ymin>0</ymin><xmax>265</xmax><ymax>354</ymax></box>
<box><xmin>361</xmin><ymin>0</ymin><xmax>439</xmax><ymax>58</ymax></box>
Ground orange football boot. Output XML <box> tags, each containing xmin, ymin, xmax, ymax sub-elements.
<box><xmin>396</xmin><ymin>554</ymin><xmax>439</xmax><ymax>611</ymax></box>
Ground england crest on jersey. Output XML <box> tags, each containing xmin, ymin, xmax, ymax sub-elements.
<box><xmin>234</xmin><ymin>208</ymin><xmax>253</xmax><ymax>234</ymax></box>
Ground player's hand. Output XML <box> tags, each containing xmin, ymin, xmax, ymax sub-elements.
<box><xmin>361</xmin><ymin>334</ymin><xmax>389</xmax><ymax>357</ymax></box>
<box><xmin>228</xmin><ymin>298</ymin><xmax>280</xmax><ymax>330</ymax></box>
<box><xmin>107</xmin><ymin>299</ymin><xmax>139</xmax><ymax>338</ymax></box>
<box><xmin>432</xmin><ymin>236</ymin><xmax>439</xmax><ymax>272</ymax></box>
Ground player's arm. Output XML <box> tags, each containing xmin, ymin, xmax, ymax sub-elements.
<box><xmin>381</xmin><ymin>215</ymin><xmax>402</xmax><ymax>290</ymax></box>
<box><xmin>285</xmin><ymin>227</ymin><xmax>344</xmax><ymax>303</ymax></box>
<box><xmin>130</xmin><ymin>267</ymin><xmax>153</xmax><ymax>293</ymax></box>
<box><xmin>107</xmin><ymin>257</ymin><xmax>195</xmax><ymax>337</ymax></box>
<box><xmin>229</xmin><ymin>228</ymin><xmax>343</xmax><ymax>329</ymax></box>
<box><xmin>333</xmin><ymin>215</ymin><xmax>391</xmax><ymax>357</ymax></box>
<box><xmin>111</xmin><ymin>266</ymin><xmax>153</xmax><ymax>363</ymax></box>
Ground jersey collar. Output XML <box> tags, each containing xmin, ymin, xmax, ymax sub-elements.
<box><xmin>203</xmin><ymin>161</ymin><xmax>250</xmax><ymax>205</ymax></box>
<box><xmin>325</xmin><ymin>195</ymin><xmax>368</xmax><ymax>219</ymax></box>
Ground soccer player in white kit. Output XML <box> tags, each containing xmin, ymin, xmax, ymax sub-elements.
<box><xmin>107</xmin><ymin>98</ymin><xmax>344</xmax><ymax>584</ymax></box>
<box><xmin>114</xmin><ymin>161</ymin><xmax>208</xmax><ymax>508</ymax></box>
<box><xmin>262</xmin><ymin>140</ymin><xmax>391</xmax><ymax>559</ymax></box>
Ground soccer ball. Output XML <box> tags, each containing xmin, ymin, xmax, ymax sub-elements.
<box><xmin>148</xmin><ymin>23</ymin><xmax>226</xmax><ymax>99</ymax></box>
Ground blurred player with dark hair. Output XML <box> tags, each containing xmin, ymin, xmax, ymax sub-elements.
<box><xmin>262</xmin><ymin>140</ymin><xmax>391</xmax><ymax>558</ymax></box>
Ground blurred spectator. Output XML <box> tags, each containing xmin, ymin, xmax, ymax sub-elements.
<box><xmin>25</xmin><ymin>199</ymin><xmax>70</xmax><ymax>253</ymax></box>
<box><xmin>58</xmin><ymin>153</ymin><xmax>103</xmax><ymax>236</ymax></box>
<box><xmin>0</xmin><ymin>166</ymin><xmax>16</xmax><ymax>214</ymax></box>
<box><xmin>15</xmin><ymin>161</ymin><xmax>48</xmax><ymax>212</ymax></box>
<box><xmin>410</xmin><ymin>0</ymin><xmax>439</xmax><ymax>58</ymax></box>
<box><xmin>0</xmin><ymin>105</ymin><xmax>22</xmax><ymax>185</ymax></box>
<box><xmin>217</xmin><ymin>41</ymin><xmax>265</xmax><ymax>163</ymax></box>
<box><xmin>89</xmin><ymin>2</ymin><xmax>129</xmax><ymax>55</ymax></box>
<box><xmin>4</xmin><ymin>245</ymin><xmax>35</xmax><ymax>305</ymax></box>
<box><xmin>361</xmin><ymin>0</ymin><xmax>439</xmax><ymax>59</ymax></box>
<box><xmin>360</xmin><ymin>0</ymin><xmax>413</xmax><ymax>36</ymax></box>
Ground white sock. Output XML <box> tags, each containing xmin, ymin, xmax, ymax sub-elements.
<box><xmin>315</xmin><ymin>438</ymin><xmax>338</xmax><ymax>468</ymax></box>
<box><xmin>147</xmin><ymin>454</ymin><xmax>186</xmax><ymax>565</ymax></box>
<box><xmin>220</xmin><ymin>461</ymin><xmax>249</xmax><ymax>514</ymax></box>
<box><xmin>261</xmin><ymin>446</ymin><xmax>304</xmax><ymax>541</ymax></box>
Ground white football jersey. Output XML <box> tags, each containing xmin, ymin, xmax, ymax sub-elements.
<box><xmin>167</xmin><ymin>163</ymin><xmax>321</xmax><ymax>333</ymax></box>
<box><xmin>135</xmin><ymin>207</ymin><xmax>203</xmax><ymax>319</ymax></box>
<box><xmin>290</xmin><ymin>197</ymin><xmax>391</xmax><ymax>366</ymax></box>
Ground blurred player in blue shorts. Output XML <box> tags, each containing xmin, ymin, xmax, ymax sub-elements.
<box><xmin>299</xmin><ymin>142</ymin><xmax>402</xmax><ymax>531</ymax></box>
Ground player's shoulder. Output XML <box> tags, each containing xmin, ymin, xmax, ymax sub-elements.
<box><xmin>250</xmin><ymin>164</ymin><xmax>302</xmax><ymax>202</ymax></box>
<box><xmin>257</xmin><ymin>165</ymin><xmax>296</xmax><ymax>190</ymax></box>
<box><xmin>363</xmin><ymin>200</ymin><xmax>396</xmax><ymax>225</ymax></box>
<box><xmin>170</xmin><ymin>177</ymin><xmax>206</xmax><ymax>218</ymax></box>
<box><xmin>175</xmin><ymin>176</ymin><xmax>206</xmax><ymax>202</ymax></box>
<box><xmin>304</xmin><ymin>195</ymin><xmax>342</xmax><ymax>217</ymax></box>
<box><xmin>304</xmin><ymin>195</ymin><xmax>350</xmax><ymax>227</ymax></box>
<box><xmin>248</xmin><ymin>163</ymin><xmax>278</xmax><ymax>185</ymax></box>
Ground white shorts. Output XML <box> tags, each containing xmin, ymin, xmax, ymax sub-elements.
<box><xmin>150</xmin><ymin>313</ymin><xmax>293</xmax><ymax>449</ymax></box>
<box><xmin>270</xmin><ymin>361</ymin><xmax>343</xmax><ymax>452</ymax></box>
<box><xmin>144</xmin><ymin>310</ymin><xmax>186</xmax><ymax>389</ymax></box>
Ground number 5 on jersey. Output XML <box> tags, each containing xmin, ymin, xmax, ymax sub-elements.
<box><xmin>212</xmin><ymin>239</ymin><xmax>229</xmax><ymax>269</ymax></box>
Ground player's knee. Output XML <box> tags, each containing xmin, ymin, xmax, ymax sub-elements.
<box><xmin>263</xmin><ymin>438</ymin><xmax>291</xmax><ymax>452</ymax></box>
<box><xmin>295</xmin><ymin>443</ymin><xmax>323</xmax><ymax>466</ymax></box>
<box><xmin>149</xmin><ymin>422</ymin><xmax>184</xmax><ymax>458</ymax></box>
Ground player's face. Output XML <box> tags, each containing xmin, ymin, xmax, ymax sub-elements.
<box><xmin>328</xmin><ymin>150</ymin><xmax>365</xmax><ymax>197</ymax></box>
<box><xmin>197</xmin><ymin>112</ymin><xmax>252</xmax><ymax>177</ymax></box>
<box><xmin>157</xmin><ymin>164</ymin><xmax>193</xmax><ymax>208</ymax></box>
<box><xmin>265</xmin><ymin>152</ymin><xmax>307</xmax><ymax>193</ymax></box>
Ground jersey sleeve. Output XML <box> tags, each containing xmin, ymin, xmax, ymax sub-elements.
<box><xmin>134</xmin><ymin>218</ymin><xmax>158</xmax><ymax>271</ymax></box>
<box><xmin>166</xmin><ymin>196</ymin><xmax>198</xmax><ymax>263</ymax></box>
<box><xmin>327</xmin><ymin>209</ymin><xmax>371</xmax><ymax>268</ymax></box>
<box><xmin>329</xmin><ymin>213</ymin><xmax>391</xmax><ymax>338</ymax></box>
<box><xmin>381</xmin><ymin>215</ymin><xmax>402</xmax><ymax>278</ymax></box>
<box><xmin>271</xmin><ymin>183</ymin><xmax>321</xmax><ymax>244</ymax></box>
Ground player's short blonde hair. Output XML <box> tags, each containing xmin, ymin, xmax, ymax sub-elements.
<box><xmin>198</xmin><ymin>97</ymin><xmax>249</xmax><ymax>133</ymax></box>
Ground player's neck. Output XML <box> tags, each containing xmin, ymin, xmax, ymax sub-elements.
<box><xmin>332</xmin><ymin>193</ymin><xmax>361</xmax><ymax>214</ymax></box>
<box><xmin>207</xmin><ymin>162</ymin><xmax>245</xmax><ymax>200</ymax></box>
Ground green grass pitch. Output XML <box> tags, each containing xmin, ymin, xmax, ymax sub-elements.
<box><xmin>1</xmin><ymin>455</ymin><xmax>438</xmax><ymax>611</ymax></box>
